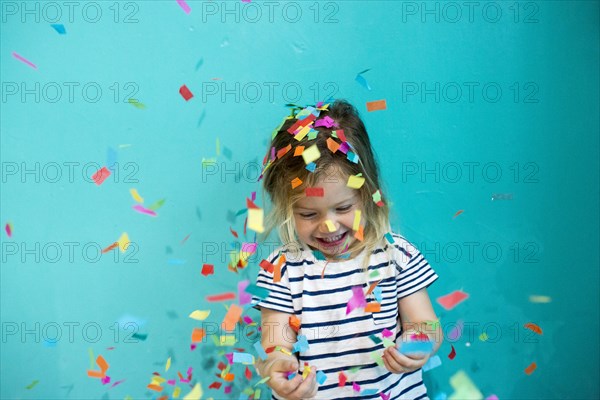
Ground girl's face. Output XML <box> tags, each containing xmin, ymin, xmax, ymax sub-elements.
<box><xmin>292</xmin><ymin>171</ymin><xmax>361</xmax><ymax>259</ymax></box>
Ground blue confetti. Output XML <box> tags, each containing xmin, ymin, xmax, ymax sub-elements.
<box><xmin>50</xmin><ymin>24</ymin><xmax>66</xmax><ymax>34</ymax></box>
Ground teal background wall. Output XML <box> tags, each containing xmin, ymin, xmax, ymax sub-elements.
<box><xmin>1</xmin><ymin>1</ymin><xmax>598</xmax><ymax>399</ymax></box>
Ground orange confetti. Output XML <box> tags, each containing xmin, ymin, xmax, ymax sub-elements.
<box><xmin>101</xmin><ymin>242</ymin><xmax>119</xmax><ymax>253</ymax></box>
<box><xmin>524</xmin><ymin>323</ymin><xmax>543</xmax><ymax>335</ymax></box>
<box><xmin>223</xmin><ymin>373</ymin><xmax>235</xmax><ymax>382</ymax></box>
<box><xmin>191</xmin><ymin>328</ymin><xmax>205</xmax><ymax>343</ymax></box>
<box><xmin>157</xmin><ymin>396</ymin><xmax>168</xmax><ymax>400</ymax></box>
<box><xmin>273</xmin><ymin>262</ymin><xmax>281</xmax><ymax>282</ymax></box>
<box><xmin>96</xmin><ymin>355</ymin><xmax>109</xmax><ymax>372</ymax></box>
<box><xmin>364</xmin><ymin>302</ymin><xmax>381</xmax><ymax>313</ymax></box>
<box><xmin>147</xmin><ymin>384</ymin><xmax>164</xmax><ymax>392</ymax></box>
<box><xmin>293</xmin><ymin>146</ymin><xmax>305</xmax><ymax>156</ymax></box>
<box><xmin>453</xmin><ymin>210</ymin><xmax>464</xmax><ymax>218</ymax></box>
<box><xmin>291</xmin><ymin>177</ymin><xmax>303</xmax><ymax>189</ymax></box>
<box><xmin>289</xmin><ymin>315</ymin><xmax>301</xmax><ymax>333</ymax></box>
<box><xmin>525</xmin><ymin>362</ymin><xmax>537</xmax><ymax>375</ymax></box>
<box><xmin>366</xmin><ymin>100</ymin><xmax>387</xmax><ymax>112</ymax></box>
<box><xmin>354</xmin><ymin>225</ymin><xmax>364</xmax><ymax>241</ymax></box>
<box><xmin>87</xmin><ymin>370</ymin><xmax>105</xmax><ymax>378</ymax></box>
<box><xmin>326</xmin><ymin>137</ymin><xmax>340</xmax><ymax>153</ymax></box>
<box><xmin>366</xmin><ymin>280</ymin><xmax>381</xmax><ymax>296</ymax></box>
<box><xmin>277</xmin><ymin>144</ymin><xmax>292</xmax><ymax>159</ymax></box>
<box><xmin>222</xmin><ymin>304</ymin><xmax>243</xmax><ymax>332</ymax></box>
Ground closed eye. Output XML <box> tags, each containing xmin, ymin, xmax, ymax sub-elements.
<box><xmin>337</xmin><ymin>205</ymin><xmax>353</xmax><ymax>212</ymax></box>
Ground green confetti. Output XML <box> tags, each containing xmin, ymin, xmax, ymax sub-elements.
<box><xmin>148</xmin><ymin>198</ymin><xmax>166</xmax><ymax>211</ymax></box>
<box><xmin>25</xmin><ymin>380</ymin><xmax>39</xmax><ymax>390</ymax></box>
<box><xmin>128</xmin><ymin>98</ymin><xmax>146</xmax><ymax>109</ymax></box>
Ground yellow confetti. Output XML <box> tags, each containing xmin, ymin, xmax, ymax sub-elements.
<box><xmin>117</xmin><ymin>232</ymin><xmax>130</xmax><ymax>253</ymax></box>
<box><xmin>247</xmin><ymin>208</ymin><xmax>264</xmax><ymax>233</ymax></box>
<box><xmin>202</xmin><ymin>157</ymin><xmax>217</xmax><ymax>167</ymax></box>
<box><xmin>479</xmin><ymin>332</ymin><xmax>488</xmax><ymax>341</ymax></box>
<box><xmin>302</xmin><ymin>365</ymin><xmax>311</xmax><ymax>379</ymax></box>
<box><xmin>129</xmin><ymin>188</ymin><xmax>144</xmax><ymax>203</ymax></box>
<box><xmin>324</xmin><ymin>220</ymin><xmax>336</xmax><ymax>232</ymax></box>
<box><xmin>219</xmin><ymin>335</ymin><xmax>237</xmax><ymax>346</ymax></box>
<box><xmin>151</xmin><ymin>376</ymin><xmax>166</xmax><ymax>384</ymax></box>
<box><xmin>347</xmin><ymin>174</ymin><xmax>365</xmax><ymax>189</ymax></box>
<box><xmin>183</xmin><ymin>383</ymin><xmax>203</xmax><ymax>400</ymax></box>
<box><xmin>448</xmin><ymin>370</ymin><xmax>483</xmax><ymax>399</ymax></box>
<box><xmin>529</xmin><ymin>295</ymin><xmax>552</xmax><ymax>303</ymax></box>
<box><xmin>301</xmin><ymin>144</ymin><xmax>321</xmax><ymax>165</ymax></box>
<box><xmin>294</xmin><ymin>125</ymin><xmax>311</xmax><ymax>141</ymax></box>
<box><xmin>189</xmin><ymin>310</ymin><xmax>211</xmax><ymax>321</ymax></box>
<box><xmin>166</xmin><ymin>357</ymin><xmax>171</xmax><ymax>371</ymax></box>
<box><xmin>124</xmin><ymin>396</ymin><xmax>134</xmax><ymax>400</ymax></box>
<box><xmin>353</xmin><ymin>210</ymin><xmax>361</xmax><ymax>231</ymax></box>
<box><xmin>173</xmin><ymin>387</ymin><xmax>181</xmax><ymax>398</ymax></box>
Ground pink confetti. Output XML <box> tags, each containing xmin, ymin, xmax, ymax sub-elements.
<box><xmin>101</xmin><ymin>375</ymin><xmax>111</xmax><ymax>385</ymax></box>
<box><xmin>381</xmin><ymin>329</ymin><xmax>393</xmax><ymax>338</ymax></box>
<box><xmin>238</xmin><ymin>280</ymin><xmax>252</xmax><ymax>305</ymax></box>
<box><xmin>225</xmin><ymin>353</ymin><xmax>234</xmax><ymax>364</ymax></box>
<box><xmin>380</xmin><ymin>393</ymin><xmax>390</xmax><ymax>400</ymax></box>
<box><xmin>190</xmin><ymin>344</ymin><xmax>196</xmax><ymax>351</ymax></box>
<box><xmin>447</xmin><ymin>320</ymin><xmax>464</xmax><ymax>341</ymax></box>
<box><xmin>243</xmin><ymin>315</ymin><xmax>254</xmax><ymax>324</ymax></box>
<box><xmin>167</xmin><ymin>379</ymin><xmax>176</xmax><ymax>385</ymax></box>
<box><xmin>224</xmin><ymin>386</ymin><xmax>232</xmax><ymax>394</ymax></box>
<box><xmin>346</xmin><ymin>286</ymin><xmax>367</xmax><ymax>315</ymax></box>
<box><xmin>485</xmin><ymin>396</ymin><xmax>499</xmax><ymax>400</ymax></box>
<box><xmin>176</xmin><ymin>0</ymin><xmax>191</xmax><ymax>14</ymax></box>
<box><xmin>92</xmin><ymin>167</ymin><xmax>111</xmax><ymax>185</ymax></box>
<box><xmin>5</xmin><ymin>223</ymin><xmax>12</xmax><ymax>238</ymax></box>
<box><xmin>12</xmin><ymin>52</ymin><xmax>37</xmax><ymax>69</ymax></box>
<box><xmin>111</xmin><ymin>379</ymin><xmax>126</xmax><ymax>388</ymax></box>
<box><xmin>315</xmin><ymin>116</ymin><xmax>336</xmax><ymax>128</ymax></box>
<box><xmin>241</xmin><ymin>242</ymin><xmax>257</xmax><ymax>253</ymax></box>
<box><xmin>436</xmin><ymin>290</ymin><xmax>469</xmax><ymax>310</ymax></box>
<box><xmin>132</xmin><ymin>204</ymin><xmax>157</xmax><ymax>217</ymax></box>
<box><xmin>352</xmin><ymin>382</ymin><xmax>361</xmax><ymax>392</ymax></box>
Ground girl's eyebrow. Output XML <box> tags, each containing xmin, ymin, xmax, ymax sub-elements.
<box><xmin>294</xmin><ymin>196</ymin><xmax>356</xmax><ymax>210</ymax></box>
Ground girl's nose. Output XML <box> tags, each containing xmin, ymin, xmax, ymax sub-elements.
<box><xmin>318</xmin><ymin>218</ymin><xmax>340</xmax><ymax>233</ymax></box>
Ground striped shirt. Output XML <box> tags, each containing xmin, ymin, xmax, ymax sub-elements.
<box><xmin>252</xmin><ymin>233</ymin><xmax>438</xmax><ymax>400</ymax></box>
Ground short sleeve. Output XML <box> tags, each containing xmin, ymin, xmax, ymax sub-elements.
<box><xmin>393</xmin><ymin>239</ymin><xmax>439</xmax><ymax>299</ymax></box>
<box><xmin>251</xmin><ymin>250</ymin><xmax>295</xmax><ymax>314</ymax></box>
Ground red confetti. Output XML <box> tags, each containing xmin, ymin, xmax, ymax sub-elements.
<box><xmin>92</xmin><ymin>167</ymin><xmax>111</xmax><ymax>185</ymax></box>
<box><xmin>335</xmin><ymin>129</ymin><xmax>347</xmax><ymax>142</ymax></box>
<box><xmin>246</xmin><ymin>198</ymin><xmax>259</xmax><ymax>209</ymax></box>
<box><xmin>181</xmin><ymin>234</ymin><xmax>191</xmax><ymax>244</ymax></box>
<box><xmin>230</xmin><ymin>226</ymin><xmax>239</xmax><ymax>238</ymax></box>
<box><xmin>201</xmin><ymin>264</ymin><xmax>214</xmax><ymax>276</ymax></box>
<box><xmin>245</xmin><ymin>366</ymin><xmax>252</xmax><ymax>380</ymax></box>
<box><xmin>453</xmin><ymin>210</ymin><xmax>464</xmax><ymax>218</ymax></box>
<box><xmin>102</xmin><ymin>242</ymin><xmax>119</xmax><ymax>253</ymax></box>
<box><xmin>179</xmin><ymin>84</ymin><xmax>193</xmax><ymax>101</ymax></box>
<box><xmin>436</xmin><ymin>290</ymin><xmax>469</xmax><ymax>311</ymax></box>
<box><xmin>448</xmin><ymin>344</ymin><xmax>456</xmax><ymax>360</ymax></box>
<box><xmin>338</xmin><ymin>371</ymin><xmax>347</xmax><ymax>386</ymax></box>
<box><xmin>259</xmin><ymin>259</ymin><xmax>275</xmax><ymax>273</ymax></box>
<box><xmin>209</xmin><ymin>381</ymin><xmax>222</xmax><ymax>389</ymax></box>
<box><xmin>5</xmin><ymin>223</ymin><xmax>12</xmax><ymax>238</ymax></box>
<box><xmin>525</xmin><ymin>362</ymin><xmax>537</xmax><ymax>375</ymax></box>
<box><xmin>305</xmin><ymin>187</ymin><xmax>324</xmax><ymax>197</ymax></box>
<box><xmin>206</xmin><ymin>292</ymin><xmax>236</xmax><ymax>302</ymax></box>
<box><xmin>524</xmin><ymin>322</ymin><xmax>543</xmax><ymax>335</ymax></box>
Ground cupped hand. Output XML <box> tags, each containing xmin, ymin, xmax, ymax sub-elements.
<box><xmin>381</xmin><ymin>346</ymin><xmax>430</xmax><ymax>374</ymax></box>
<box><xmin>267</xmin><ymin>358</ymin><xmax>318</xmax><ymax>400</ymax></box>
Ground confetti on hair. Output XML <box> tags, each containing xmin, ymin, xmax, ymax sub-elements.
<box><xmin>453</xmin><ymin>210</ymin><xmax>464</xmax><ymax>218</ymax></box>
<box><xmin>326</xmin><ymin>137</ymin><xmax>341</xmax><ymax>153</ymax></box>
<box><xmin>5</xmin><ymin>222</ymin><xmax>12</xmax><ymax>238</ymax></box>
<box><xmin>293</xmin><ymin>145</ymin><xmax>305</xmax><ymax>156</ymax></box>
<box><xmin>277</xmin><ymin>144</ymin><xmax>292</xmax><ymax>158</ymax></box>
<box><xmin>448</xmin><ymin>345</ymin><xmax>456</xmax><ymax>360</ymax></box>
<box><xmin>305</xmin><ymin>162</ymin><xmax>316</xmax><ymax>172</ymax></box>
<box><xmin>132</xmin><ymin>204</ymin><xmax>157</xmax><ymax>216</ymax></box>
<box><xmin>347</xmin><ymin>174</ymin><xmax>365</xmax><ymax>189</ymax></box>
<box><xmin>92</xmin><ymin>167</ymin><xmax>111</xmax><ymax>185</ymax></box>
<box><xmin>524</xmin><ymin>362</ymin><xmax>537</xmax><ymax>375</ymax></box>
<box><xmin>12</xmin><ymin>52</ymin><xmax>37</xmax><ymax>69</ymax></box>
<box><xmin>176</xmin><ymin>0</ymin><xmax>192</xmax><ymax>14</ymax></box>
<box><xmin>301</xmin><ymin>144</ymin><xmax>321</xmax><ymax>164</ymax></box>
<box><xmin>201</xmin><ymin>263</ymin><xmax>214</xmax><ymax>276</ymax></box>
<box><xmin>305</xmin><ymin>187</ymin><xmax>324</xmax><ymax>197</ymax></box>
<box><xmin>366</xmin><ymin>99</ymin><xmax>387</xmax><ymax>112</ymax></box>
<box><xmin>179</xmin><ymin>84</ymin><xmax>193</xmax><ymax>101</ymax></box>
<box><xmin>524</xmin><ymin>322</ymin><xmax>543</xmax><ymax>335</ymax></box>
<box><xmin>315</xmin><ymin>116</ymin><xmax>336</xmax><ymax>128</ymax></box>
<box><xmin>291</xmin><ymin>177</ymin><xmax>303</xmax><ymax>189</ymax></box>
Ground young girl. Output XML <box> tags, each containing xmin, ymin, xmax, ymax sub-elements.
<box><xmin>252</xmin><ymin>100</ymin><xmax>442</xmax><ymax>399</ymax></box>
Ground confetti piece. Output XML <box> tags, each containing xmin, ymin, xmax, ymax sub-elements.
<box><xmin>352</xmin><ymin>382</ymin><xmax>361</xmax><ymax>392</ymax></box>
<box><xmin>453</xmin><ymin>210</ymin><xmax>464</xmax><ymax>218</ymax></box>
<box><xmin>423</xmin><ymin>354</ymin><xmax>442</xmax><ymax>372</ymax></box>
<box><xmin>384</xmin><ymin>232</ymin><xmax>395</xmax><ymax>244</ymax></box>
<box><xmin>315</xmin><ymin>115</ymin><xmax>336</xmax><ymax>128</ymax></box>
<box><xmin>201</xmin><ymin>264</ymin><xmax>214</xmax><ymax>276</ymax></box>
<box><xmin>232</xmin><ymin>352</ymin><xmax>254</xmax><ymax>364</ymax></box>
<box><xmin>289</xmin><ymin>315</ymin><xmax>301</xmax><ymax>332</ymax></box>
<box><xmin>525</xmin><ymin>363</ymin><xmax>537</xmax><ymax>375</ymax></box>
<box><xmin>346</xmin><ymin>286</ymin><xmax>367</xmax><ymax>315</ymax></box>
<box><xmin>524</xmin><ymin>323</ymin><xmax>543</xmax><ymax>335</ymax></box>
<box><xmin>206</xmin><ymin>292</ymin><xmax>236</xmax><ymax>302</ymax></box>
<box><xmin>238</xmin><ymin>280</ymin><xmax>252</xmax><ymax>305</ymax></box>
<box><xmin>291</xmin><ymin>177</ymin><xmax>303</xmax><ymax>189</ymax></box>
<box><xmin>302</xmin><ymin>144</ymin><xmax>321</xmax><ymax>165</ymax></box>
<box><xmin>449</xmin><ymin>370</ymin><xmax>482</xmax><ymax>399</ymax></box>
<box><xmin>485</xmin><ymin>396</ymin><xmax>499</xmax><ymax>400</ymax></box>
<box><xmin>326</xmin><ymin>137</ymin><xmax>340</xmax><ymax>153</ymax></box>
<box><xmin>479</xmin><ymin>332</ymin><xmax>488</xmax><ymax>341</ymax></box>
<box><xmin>147</xmin><ymin>198</ymin><xmax>166</xmax><ymax>211</ymax></box>
<box><xmin>229</xmin><ymin>226</ymin><xmax>239</xmax><ymax>238</ymax></box>
<box><xmin>132</xmin><ymin>333</ymin><xmax>147</xmax><ymax>341</ymax></box>
<box><xmin>338</xmin><ymin>372</ymin><xmax>347</xmax><ymax>386</ymax></box>
<box><xmin>5</xmin><ymin>222</ymin><xmax>12</xmax><ymax>238</ymax></box>
<box><xmin>191</xmin><ymin>328</ymin><xmax>205</xmax><ymax>343</ymax></box>
<box><xmin>529</xmin><ymin>295</ymin><xmax>552</xmax><ymax>303</ymax></box>
<box><xmin>117</xmin><ymin>232</ymin><xmax>130</xmax><ymax>253</ymax></box>
<box><xmin>305</xmin><ymin>162</ymin><xmax>316</xmax><ymax>172</ymax></box>
<box><xmin>25</xmin><ymin>380</ymin><xmax>39</xmax><ymax>389</ymax></box>
<box><xmin>294</xmin><ymin>146</ymin><xmax>305</xmax><ymax>156</ymax></box>
<box><xmin>364</xmin><ymin>302</ymin><xmax>380</xmax><ymax>312</ymax></box>
<box><xmin>351</xmin><ymin>210</ymin><xmax>361</xmax><ymax>231</ymax></box>
<box><xmin>176</xmin><ymin>0</ymin><xmax>192</xmax><ymax>14</ymax></box>
<box><xmin>305</xmin><ymin>187</ymin><xmax>324</xmax><ymax>197</ymax></box>
<box><xmin>447</xmin><ymin>320</ymin><xmax>464</xmax><ymax>341</ymax></box>
<box><xmin>247</xmin><ymin>208</ymin><xmax>264</xmax><ymax>233</ymax></box>
<box><xmin>316</xmin><ymin>370</ymin><xmax>327</xmax><ymax>384</ymax></box>
<box><xmin>380</xmin><ymin>393</ymin><xmax>391</xmax><ymax>400</ymax></box>
<box><xmin>354</xmin><ymin>225</ymin><xmax>364</xmax><ymax>241</ymax></box>
<box><xmin>277</xmin><ymin>144</ymin><xmax>292</xmax><ymax>159</ymax></box>
<box><xmin>92</xmin><ymin>167</ymin><xmax>111</xmax><ymax>185</ymax></box>
<box><xmin>50</xmin><ymin>23</ymin><xmax>66</xmax><ymax>34</ymax></box>
<box><xmin>254</xmin><ymin>342</ymin><xmax>268</xmax><ymax>360</ymax></box>
<box><xmin>179</xmin><ymin>84</ymin><xmax>193</xmax><ymax>101</ymax></box>
<box><xmin>183</xmin><ymin>383</ymin><xmax>203</xmax><ymax>400</ymax></box>
<box><xmin>399</xmin><ymin>341</ymin><xmax>433</xmax><ymax>354</ymax></box>
<box><xmin>324</xmin><ymin>220</ymin><xmax>337</xmax><ymax>232</ymax></box>
<box><xmin>219</xmin><ymin>335</ymin><xmax>237</xmax><ymax>346</ymax></box>
<box><xmin>165</xmin><ymin>357</ymin><xmax>171</xmax><ymax>371</ymax></box>
<box><xmin>366</xmin><ymin>100</ymin><xmax>387</xmax><ymax>112</ymax></box>
<box><xmin>448</xmin><ymin>345</ymin><xmax>456</xmax><ymax>360</ymax></box>
<box><xmin>132</xmin><ymin>204</ymin><xmax>157</xmax><ymax>216</ymax></box>
<box><xmin>245</xmin><ymin>284</ymin><xmax>269</xmax><ymax>299</ymax></box>
<box><xmin>355</xmin><ymin>69</ymin><xmax>371</xmax><ymax>90</ymax></box>
<box><xmin>436</xmin><ymin>290</ymin><xmax>469</xmax><ymax>310</ymax></box>
<box><xmin>347</xmin><ymin>174</ymin><xmax>365</xmax><ymax>189</ymax></box>
<box><xmin>189</xmin><ymin>310</ymin><xmax>211</xmax><ymax>321</ymax></box>
<box><xmin>222</xmin><ymin>304</ymin><xmax>243</xmax><ymax>331</ymax></box>
<box><xmin>128</xmin><ymin>98</ymin><xmax>146</xmax><ymax>109</ymax></box>
<box><xmin>130</xmin><ymin>188</ymin><xmax>144</xmax><ymax>203</ymax></box>
<box><xmin>12</xmin><ymin>52</ymin><xmax>37</xmax><ymax>69</ymax></box>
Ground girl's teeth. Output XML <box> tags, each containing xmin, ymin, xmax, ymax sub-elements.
<box><xmin>323</xmin><ymin>233</ymin><xmax>343</xmax><ymax>242</ymax></box>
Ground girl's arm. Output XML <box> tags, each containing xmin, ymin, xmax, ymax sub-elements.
<box><xmin>256</xmin><ymin>308</ymin><xmax>318</xmax><ymax>400</ymax></box>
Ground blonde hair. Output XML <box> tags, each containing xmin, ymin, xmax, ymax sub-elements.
<box><xmin>259</xmin><ymin>100</ymin><xmax>393</xmax><ymax>270</ymax></box>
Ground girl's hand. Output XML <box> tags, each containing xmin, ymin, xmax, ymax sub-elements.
<box><xmin>265</xmin><ymin>358</ymin><xmax>319</xmax><ymax>400</ymax></box>
<box><xmin>381</xmin><ymin>346</ymin><xmax>430</xmax><ymax>374</ymax></box>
